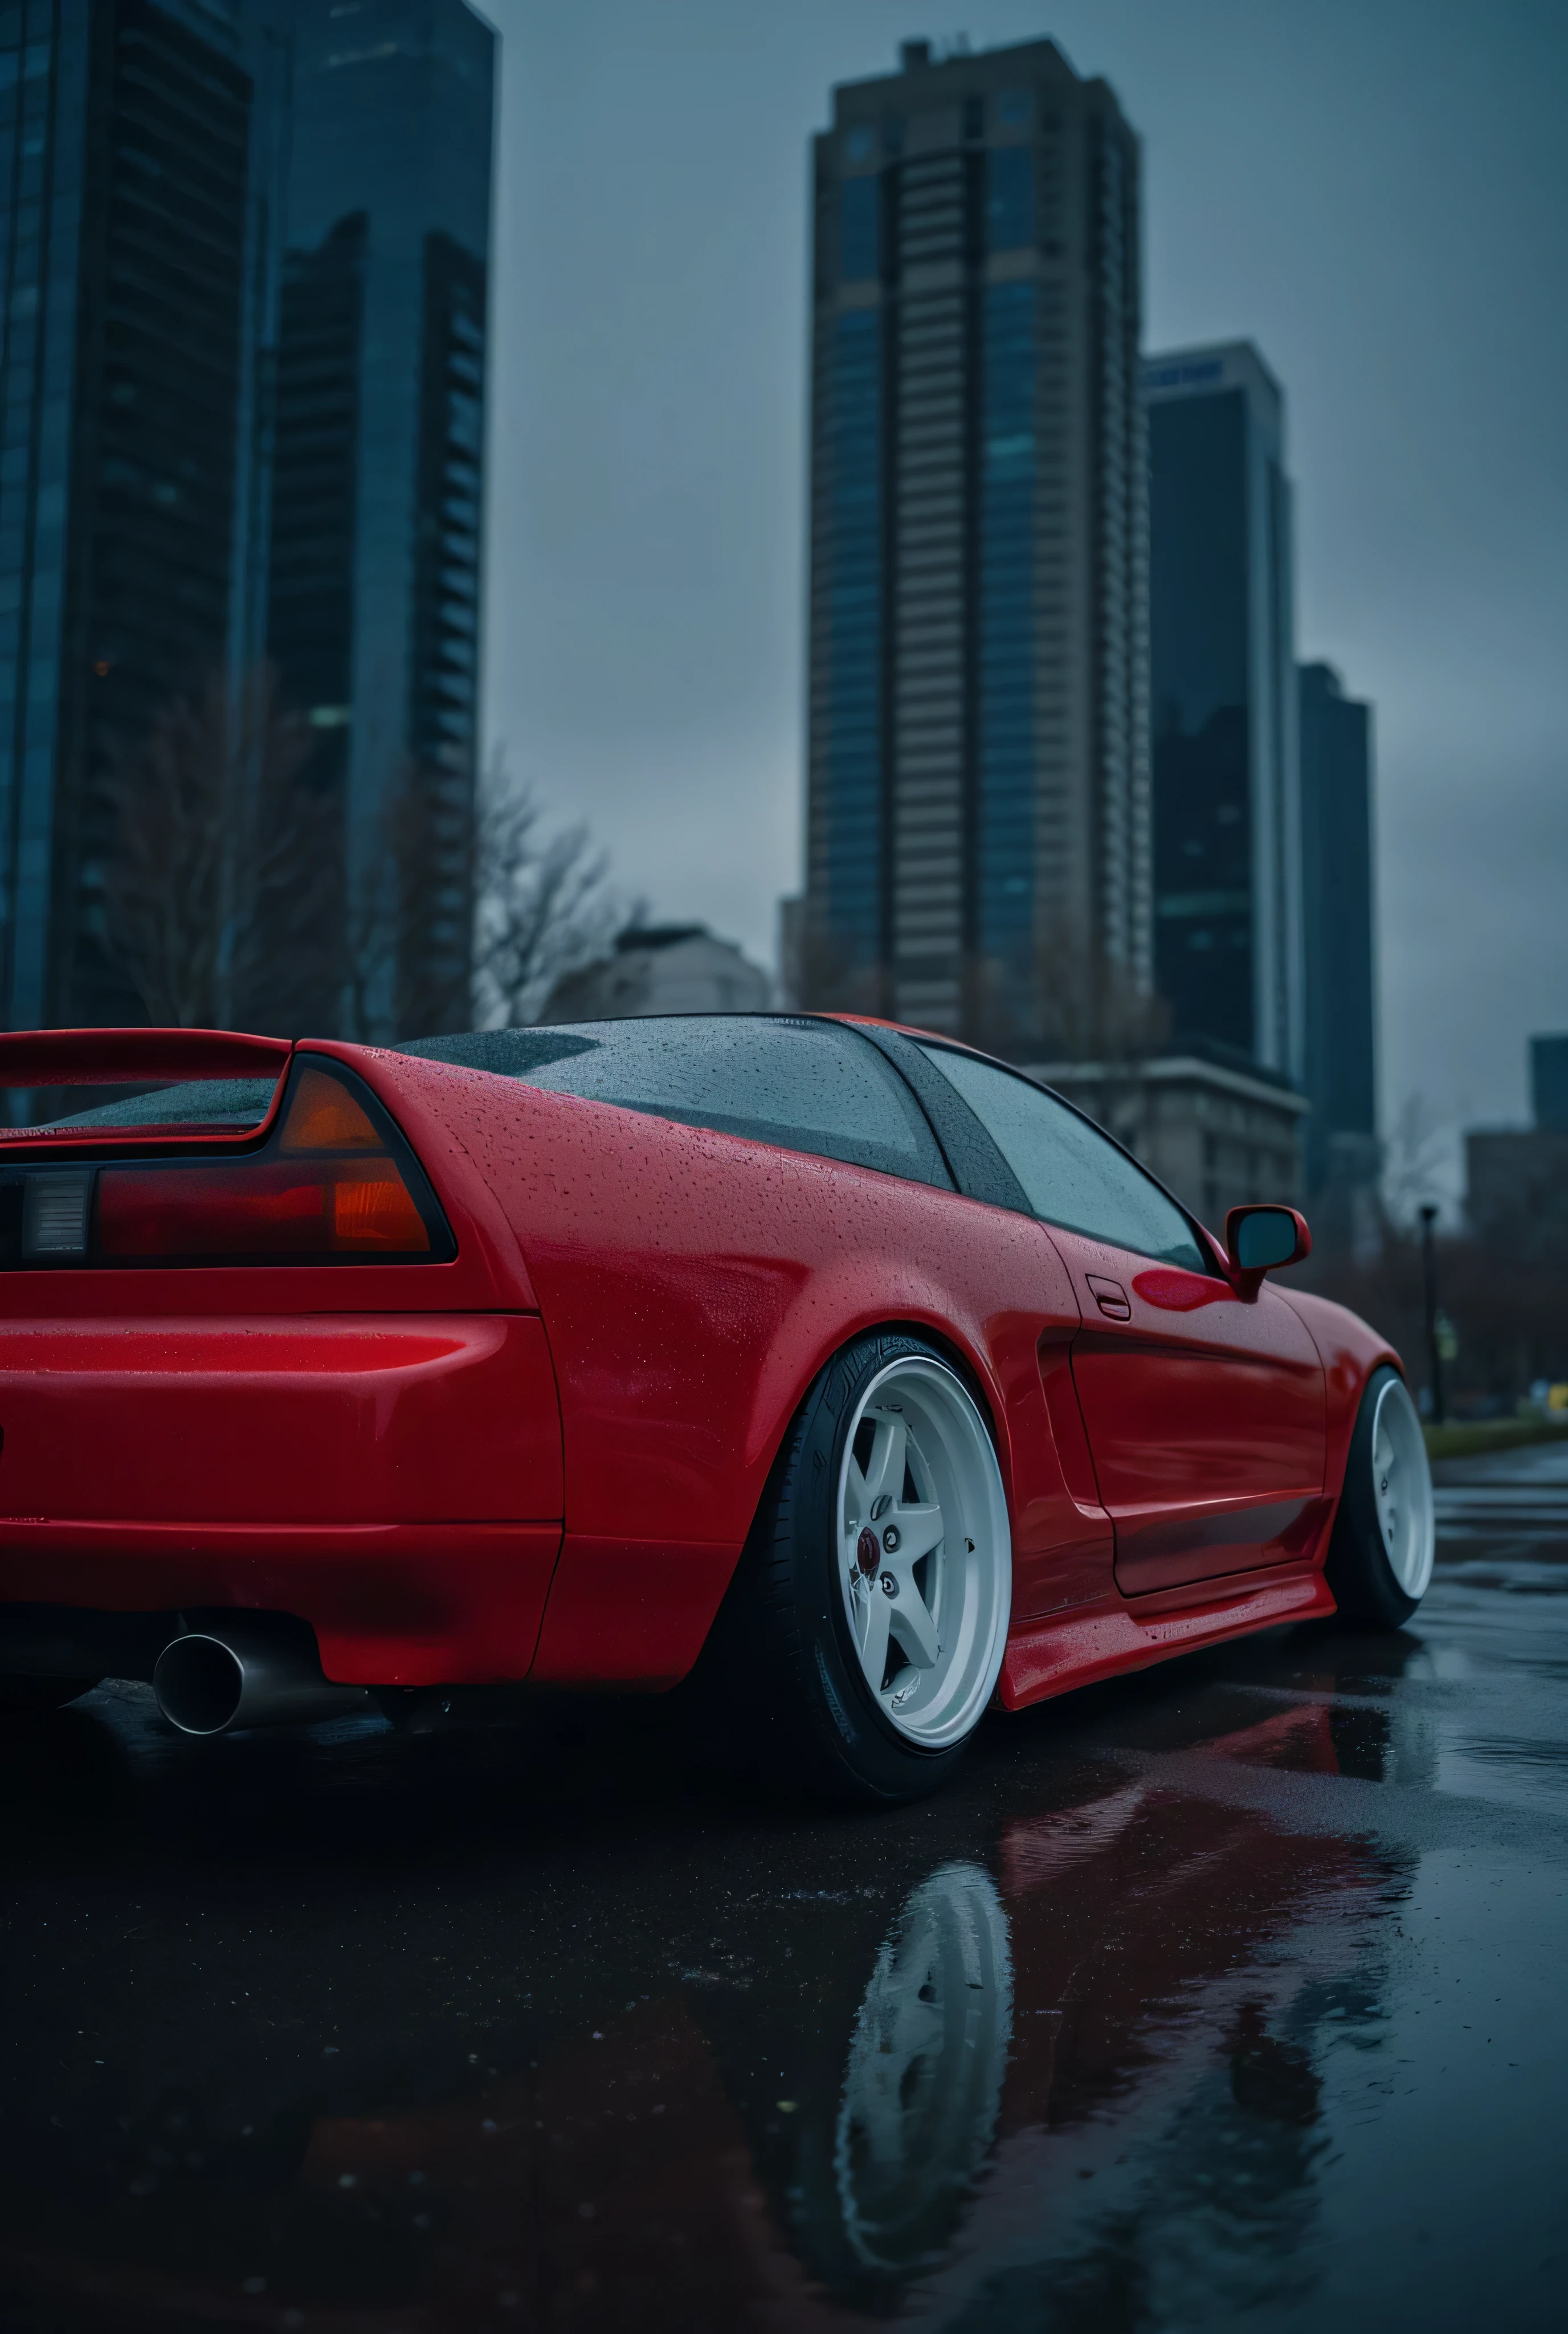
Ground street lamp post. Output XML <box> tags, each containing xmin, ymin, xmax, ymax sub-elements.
<box><xmin>1419</xmin><ymin>1202</ymin><xmax>1445</xmax><ymax>1426</ymax></box>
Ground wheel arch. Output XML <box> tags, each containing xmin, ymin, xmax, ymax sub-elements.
<box><xmin>1279</xmin><ymin>1286</ymin><xmax>1408</xmax><ymax>1511</ymax></box>
<box><xmin>740</xmin><ymin>1311</ymin><xmax>1014</xmax><ymax>1563</ymax></box>
<box><xmin>717</xmin><ymin>1313</ymin><xmax>1014</xmax><ymax>1635</ymax></box>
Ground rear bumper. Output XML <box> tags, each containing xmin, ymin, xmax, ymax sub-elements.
<box><xmin>0</xmin><ymin>1312</ymin><xmax>562</xmax><ymax>1523</ymax></box>
<box><xmin>0</xmin><ymin>1522</ymin><xmax>562</xmax><ymax>1684</ymax></box>
<box><xmin>0</xmin><ymin>1309</ymin><xmax>567</xmax><ymax>1685</ymax></box>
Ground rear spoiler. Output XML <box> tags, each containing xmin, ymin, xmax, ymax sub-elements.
<box><xmin>0</xmin><ymin>1029</ymin><xmax>292</xmax><ymax>1086</ymax></box>
<box><xmin>0</xmin><ymin>1028</ymin><xmax>296</xmax><ymax>1152</ymax></box>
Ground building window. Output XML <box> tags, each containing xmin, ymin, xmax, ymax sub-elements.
<box><xmin>977</xmin><ymin>280</ymin><xmax>1035</xmax><ymax>1022</ymax></box>
<box><xmin>986</xmin><ymin>145</ymin><xmax>1032</xmax><ymax>251</ymax></box>
<box><xmin>823</xmin><ymin>308</ymin><xmax>883</xmax><ymax>966</ymax></box>
<box><xmin>839</xmin><ymin>172</ymin><xmax>879</xmax><ymax>281</ymax></box>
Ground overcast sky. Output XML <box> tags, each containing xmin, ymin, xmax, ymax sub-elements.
<box><xmin>478</xmin><ymin>0</ymin><xmax>1567</xmax><ymax>1168</ymax></box>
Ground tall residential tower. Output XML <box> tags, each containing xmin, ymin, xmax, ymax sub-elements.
<box><xmin>1145</xmin><ymin>341</ymin><xmax>1303</xmax><ymax>1082</ymax></box>
<box><xmin>803</xmin><ymin>36</ymin><xmax>1149</xmax><ymax>1046</ymax></box>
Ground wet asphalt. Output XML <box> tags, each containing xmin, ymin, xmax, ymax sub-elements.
<box><xmin>2</xmin><ymin>1442</ymin><xmax>1566</xmax><ymax>2333</ymax></box>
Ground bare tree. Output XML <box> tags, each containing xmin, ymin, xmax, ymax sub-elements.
<box><xmin>1381</xmin><ymin>1091</ymin><xmax>1455</xmax><ymax>1230</ymax></box>
<box><xmin>796</xmin><ymin>912</ymin><xmax>886</xmax><ymax>1020</ymax></box>
<box><xmin>104</xmin><ymin>701</ymin><xmax>619</xmax><ymax>1043</ymax></box>
<box><xmin>1022</xmin><ymin>916</ymin><xmax>1171</xmax><ymax>1065</ymax></box>
<box><xmin>101</xmin><ymin>668</ymin><xmax>340</xmax><ymax>1033</ymax></box>
<box><xmin>338</xmin><ymin>759</ymin><xmax>477</xmax><ymax>1043</ymax></box>
<box><xmin>471</xmin><ymin>771</ymin><xmax>619</xmax><ymax>1029</ymax></box>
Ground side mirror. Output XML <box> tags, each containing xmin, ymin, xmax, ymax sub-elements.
<box><xmin>1224</xmin><ymin>1204</ymin><xmax>1311</xmax><ymax>1300</ymax></box>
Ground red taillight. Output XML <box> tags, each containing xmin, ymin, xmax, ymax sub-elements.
<box><xmin>98</xmin><ymin>1159</ymin><xmax>431</xmax><ymax>1259</ymax></box>
<box><xmin>65</xmin><ymin>1056</ymin><xmax>450</xmax><ymax>1267</ymax></box>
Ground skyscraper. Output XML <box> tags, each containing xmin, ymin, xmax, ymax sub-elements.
<box><xmin>1145</xmin><ymin>341</ymin><xmax>1303</xmax><ymax>1082</ymax></box>
<box><xmin>0</xmin><ymin>0</ymin><xmax>493</xmax><ymax>1040</ymax></box>
<box><xmin>1298</xmin><ymin>659</ymin><xmax>1377</xmax><ymax>1195</ymax></box>
<box><xmin>803</xmin><ymin>36</ymin><xmax>1149</xmax><ymax>1047</ymax></box>
<box><xmin>267</xmin><ymin>0</ymin><xmax>493</xmax><ymax>1039</ymax></box>
<box><xmin>0</xmin><ymin>0</ymin><xmax>258</xmax><ymax>1031</ymax></box>
<box><xmin>1533</xmin><ymin>1035</ymin><xmax>1568</xmax><ymax>1133</ymax></box>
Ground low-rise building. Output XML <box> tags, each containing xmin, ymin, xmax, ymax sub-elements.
<box><xmin>1467</xmin><ymin>1129</ymin><xmax>1568</xmax><ymax>1260</ymax></box>
<box><xmin>540</xmin><ymin>925</ymin><xmax>773</xmax><ymax>1023</ymax></box>
<box><xmin>1465</xmin><ymin>1033</ymin><xmax>1568</xmax><ymax>1264</ymax></box>
<box><xmin>1018</xmin><ymin>1050</ymin><xmax>1308</xmax><ymax>1231</ymax></box>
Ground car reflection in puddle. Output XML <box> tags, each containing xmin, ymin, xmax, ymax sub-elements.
<box><xmin>0</xmin><ymin>1732</ymin><xmax>1400</xmax><ymax>2332</ymax></box>
<box><xmin>282</xmin><ymin>1782</ymin><xmax>1389</xmax><ymax>2329</ymax></box>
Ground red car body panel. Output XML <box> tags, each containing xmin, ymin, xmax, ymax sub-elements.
<box><xmin>0</xmin><ymin>1304</ymin><xmax>565</xmax><ymax>1684</ymax></box>
<box><xmin>0</xmin><ymin>1027</ymin><xmax>1405</xmax><ymax>1712</ymax></box>
<box><xmin>0</xmin><ymin>1312</ymin><xmax>561</xmax><ymax>1524</ymax></box>
<box><xmin>383</xmin><ymin>1060</ymin><xmax>1114</xmax><ymax>1687</ymax></box>
<box><xmin>1046</xmin><ymin>1223</ymin><xmax>1330</xmax><ymax>1596</ymax></box>
<box><xmin>1276</xmin><ymin>1284</ymin><xmax>1402</xmax><ymax>1503</ymax></box>
<box><xmin>0</xmin><ymin>1520</ymin><xmax>562</xmax><ymax>1686</ymax></box>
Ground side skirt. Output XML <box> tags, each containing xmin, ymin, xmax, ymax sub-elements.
<box><xmin>997</xmin><ymin>1566</ymin><xmax>1336</xmax><ymax>1712</ymax></box>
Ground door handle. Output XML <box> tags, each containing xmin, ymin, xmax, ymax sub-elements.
<box><xmin>1086</xmin><ymin>1275</ymin><xmax>1131</xmax><ymax>1321</ymax></box>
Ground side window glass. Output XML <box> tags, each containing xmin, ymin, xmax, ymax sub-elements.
<box><xmin>401</xmin><ymin>1020</ymin><xmax>951</xmax><ymax>1188</ymax></box>
<box><xmin>917</xmin><ymin>1044</ymin><xmax>1206</xmax><ymax>1270</ymax></box>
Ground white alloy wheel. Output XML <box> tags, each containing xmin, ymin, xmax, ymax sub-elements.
<box><xmin>834</xmin><ymin>1862</ymin><xmax>1012</xmax><ymax>2272</ymax></box>
<box><xmin>1370</xmin><ymin>1373</ymin><xmax>1435</xmax><ymax>1599</ymax></box>
<box><xmin>836</xmin><ymin>1355</ymin><xmax>1011</xmax><ymax>1749</ymax></box>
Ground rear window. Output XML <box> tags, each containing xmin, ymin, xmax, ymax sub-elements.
<box><xmin>24</xmin><ymin>1078</ymin><xmax>280</xmax><ymax>1136</ymax></box>
<box><xmin>400</xmin><ymin>1018</ymin><xmax>951</xmax><ymax>1187</ymax></box>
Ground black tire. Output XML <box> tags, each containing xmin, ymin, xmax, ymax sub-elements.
<box><xmin>0</xmin><ymin>1676</ymin><xmax>101</xmax><ymax>1714</ymax></box>
<box><xmin>714</xmin><ymin>1331</ymin><xmax>1010</xmax><ymax>1807</ymax></box>
<box><xmin>1324</xmin><ymin>1365</ymin><xmax>1435</xmax><ymax>1629</ymax></box>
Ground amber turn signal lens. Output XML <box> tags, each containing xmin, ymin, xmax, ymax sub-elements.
<box><xmin>279</xmin><ymin>1064</ymin><xmax>383</xmax><ymax>1153</ymax></box>
<box><xmin>331</xmin><ymin>1166</ymin><xmax>431</xmax><ymax>1251</ymax></box>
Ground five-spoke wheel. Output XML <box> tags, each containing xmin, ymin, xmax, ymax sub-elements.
<box><xmin>836</xmin><ymin>1355</ymin><xmax>1012</xmax><ymax>1752</ymax></box>
<box><xmin>728</xmin><ymin>1332</ymin><xmax>1012</xmax><ymax>1802</ymax></box>
<box><xmin>1369</xmin><ymin>1372</ymin><xmax>1436</xmax><ymax>1602</ymax></box>
<box><xmin>1326</xmin><ymin>1364</ymin><xmax>1434</xmax><ymax>1628</ymax></box>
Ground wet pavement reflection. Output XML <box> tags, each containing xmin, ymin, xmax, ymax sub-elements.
<box><xmin>3</xmin><ymin>1441</ymin><xmax>1567</xmax><ymax>2331</ymax></box>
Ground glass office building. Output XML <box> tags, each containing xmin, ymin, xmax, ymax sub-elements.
<box><xmin>268</xmin><ymin>0</ymin><xmax>493</xmax><ymax>1039</ymax></box>
<box><xmin>1298</xmin><ymin>659</ymin><xmax>1376</xmax><ymax>1193</ymax></box>
<box><xmin>0</xmin><ymin>0</ymin><xmax>253</xmax><ymax>1031</ymax></box>
<box><xmin>1145</xmin><ymin>341</ymin><xmax>1304</xmax><ymax>1083</ymax></box>
<box><xmin>805</xmin><ymin>37</ymin><xmax>1150</xmax><ymax>1046</ymax></box>
<box><xmin>0</xmin><ymin>0</ymin><xmax>493</xmax><ymax>1038</ymax></box>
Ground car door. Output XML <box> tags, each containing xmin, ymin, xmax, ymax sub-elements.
<box><xmin>908</xmin><ymin>1044</ymin><xmax>1328</xmax><ymax>1598</ymax></box>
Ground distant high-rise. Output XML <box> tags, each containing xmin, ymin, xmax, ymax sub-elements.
<box><xmin>803</xmin><ymin>36</ymin><xmax>1149</xmax><ymax>1046</ymax></box>
<box><xmin>268</xmin><ymin>0</ymin><xmax>493</xmax><ymax>1038</ymax></box>
<box><xmin>1532</xmin><ymin>1034</ymin><xmax>1568</xmax><ymax>1132</ymax></box>
<box><xmin>1145</xmin><ymin>341</ymin><xmax>1302</xmax><ymax>1082</ymax></box>
<box><xmin>1467</xmin><ymin>1033</ymin><xmax>1568</xmax><ymax>1270</ymax></box>
<box><xmin>0</xmin><ymin>0</ymin><xmax>258</xmax><ymax>1031</ymax></box>
<box><xmin>0</xmin><ymin>0</ymin><xmax>493</xmax><ymax>1040</ymax></box>
<box><xmin>1298</xmin><ymin>661</ymin><xmax>1377</xmax><ymax>1194</ymax></box>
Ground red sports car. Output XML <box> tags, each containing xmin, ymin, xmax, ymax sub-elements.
<box><xmin>0</xmin><ymin>1014</ymin><xmax>1434</xmax><ymax>1802</ymax></box>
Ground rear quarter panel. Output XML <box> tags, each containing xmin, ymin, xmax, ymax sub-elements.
<box><xmin>369</xmin><ymin>1056</ymin><xmax>1104</xmax><ymax>1685</ymax></box>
